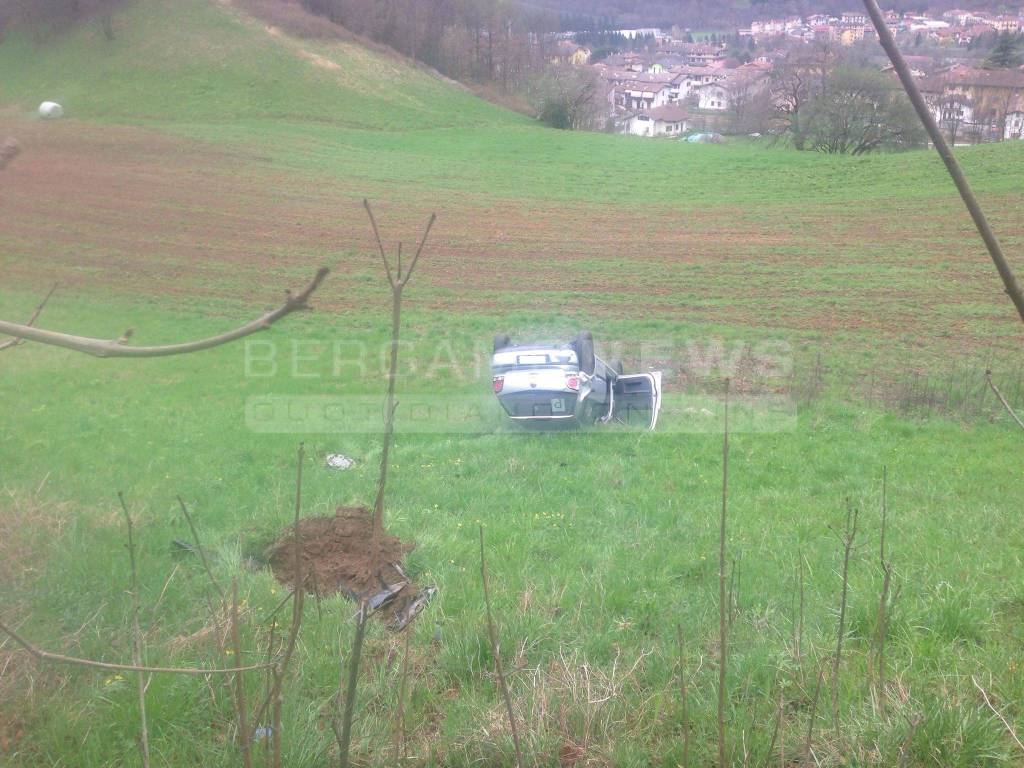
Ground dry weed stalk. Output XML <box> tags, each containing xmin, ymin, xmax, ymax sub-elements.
<box><xmin>480</xmin><ymin>525</ymin><xmax>524</xmax><ymax>768</ymax></box>
<box><xmin>897</xmin><ymin>713</ymin><xmax>922</xmax><ymax>768</ymax></box>
<box><xmin>804</xmin><ymin>663</ymin><xmax>825</xmax><ymax>764</ymax></box>
<box><xmin>793</xmin><ymin>553</ymin><xmax>805</xmax><ymax>666</ymax></box>
<box><xmin>676</xmin><ymin>625</ymin><xmax>690</xmax><ymax>768</ymax></box>
<box><xmin>973</xmin><ymin>676</ymin><xmax>1024</xmax><ymax>756</ymax></box>
<box><xmin>266</xmin><ymin>443</ymin><xmax>307</xmax><ymax>768</ymax></box>
<box><xmin>336</xmin><ymin>601</ymin><xmax>368</xmax><ymax>768</ymax></box>
<box><xmin>718</xmin><ymin>377</ymin><xmax>731</xmax><ymax>768</ymax></box>
<box><xmin>830</xmin><ymin>502</ymin><xmax>859</xmax><ymax>727</ymax></box>
<box><xmin>118</xmin><ymin>493</ymin><xmax>151</xmax><ymax>768</ymax></box>
<box><xmin>393</xmin><ymin>630</ymin><xmax>412</xmax><ymax>761</ymax></box>
<box><xmin>230</xmin><ymin>579</ymin><xmax>253</xmax><ymax>768</ymax></box>
<box><xmin>516</xmin><ymin>645</ymin><xmax>652</xmax><ymax>759</ymax></box>
<box><xmin>772</xmin><ymin>689</ymin><xmax>784</xmax><ymax>767</ymax></box>
<box><xmin>875</xmin><ymin>468</ymin><xmax>894</xmax><ymax>707</ymax></box>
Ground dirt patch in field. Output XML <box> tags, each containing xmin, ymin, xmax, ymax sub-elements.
<box><xmin>266</xmin><ymin>506</ymin><xmax>418</xmax><ymax>623</ymax></box>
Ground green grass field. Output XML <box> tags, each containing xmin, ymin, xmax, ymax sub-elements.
<box><xmin>2</xmin><ymin>2</ymin><xmax>1024</xmax><ymax>766</ymax></box>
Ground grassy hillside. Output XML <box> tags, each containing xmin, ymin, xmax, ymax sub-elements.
<box><xmin>2</xmin><ymin>3</ymin><xmax>1024</xmax><ymax>767</ymax></box>
<box><xmin>0</xmin><ymin>0</ymin><xmax>515</xmax><ymax>128</ymax></box>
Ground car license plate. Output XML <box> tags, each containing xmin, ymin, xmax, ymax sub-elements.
<box><xmin>551</xmin><ymin>398</ymin><xmax>566</xmax><ymax>413</ymax></box>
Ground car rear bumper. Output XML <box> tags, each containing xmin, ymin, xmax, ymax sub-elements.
<box><xmin>497</xmin><ymin>391</ymin><xmax>580</xmax><ymax>420</ymax></box>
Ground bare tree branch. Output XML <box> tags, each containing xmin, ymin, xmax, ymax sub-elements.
<box><xmin>986</xmin><ymin>370</ymin><xmax>1024</xmax><ymax>431</ymax></box>
<box><xmin>177</xmin><ymin>496</ymin><xmax>228</xmax><ymax>607</ymax></box>
<box><xmin>399</xmin><ymin>212</ymin><xmax>437</xmax><ymax>287</ymax></box>
<box><xmin>362</xmin><ymin>199</ymin><xmax>436</xmax><ymax>290</ymax></box>
<box><xmin>362</xmin><ymin>201</ymin><xmax>436</xmax><ymax>551</ymax></box>
<box><xmin>0</xmin><ymin>618</ymin><xmax>275</xmax><ymax>675</ymax></box>
<box><xmin>0</xmin><ymin>268</ymin><xmax>328</xmax><ymax>357</ymax></box>
<box><xmin>230</xmin><ymin>579</ymin><xmax>253</xmax><ymax>768</ymax></box>
<box><xmin>0</xmin><ymin>283</ymin><xmax>57</xmax><ymax>352</ymax></box>
<box><xmin>364</xmin><ymin>200</ymin><xmax>396</xmax><ymax>288</ymax></box>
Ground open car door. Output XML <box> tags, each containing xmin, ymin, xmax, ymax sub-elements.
<box><xmin>611</xmin><ymin>371</ymin><xmax>662</xmax><ymax>430</ymax></box>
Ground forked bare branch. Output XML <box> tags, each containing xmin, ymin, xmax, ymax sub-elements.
<box><xmin>0</xmin><ymin>268</ymin><xmax>328</xmax><ymax>357</ymax></box>
<box><xmin>362</xmin><ymin>201</ymin><xmax>437</xmax><ymax>549</ymax></box>
<box><xmin>0</xmin><ymin>283</ymin><xmax>57</xmax><ymax>352</ymax></box>
<box><xmin>363</xmin><ymin>199</ymin><xmax>436</xmax><ymax>289</ymax></box>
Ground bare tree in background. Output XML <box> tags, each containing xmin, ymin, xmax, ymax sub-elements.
<box><xmin>771</xmin><ymin>49</ymin><xmax>822</xmax><ymax>149</ymax></box>
<box><xmin>805</xmin><ymin>66</ymin><xmax>925</xmax><ymax>155</ymax></box>
<box><xmin>936</xmin><ymin>92</ymin><xmax>968</xmax><ymax>146</ymax></box>
<box><xmin>530</xmin><ymin>65</ymin><xmax>604</xmax><ymax>130</ymax></box>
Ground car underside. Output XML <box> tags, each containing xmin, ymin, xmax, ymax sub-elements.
<box><xmin>490</xmin><ymin>331</ymin><xmax>662</xmax><ymax>430</ymax></box>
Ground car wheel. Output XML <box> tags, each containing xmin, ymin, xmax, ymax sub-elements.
<box><xmin>575</xmin><ymin>331</ymin><xmax>595</xmax><ymax>375</ymax></box>
<box><xmin>493</xmin><ymin>333</ymin><xmax>511</xmax><ymax>353</ymax></box>
<box><xmin>609</xmin><ymin>359</ymin><xmax>624</xmax><ymax>376</ymax></box>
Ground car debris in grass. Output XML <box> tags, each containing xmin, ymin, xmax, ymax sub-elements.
<box><xmin>325</xmin><ymin>453</ymin><xmax>355</xmax><ymax>470</ymax></box>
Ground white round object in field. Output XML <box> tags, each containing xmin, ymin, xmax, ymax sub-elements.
<box><xmin>38</xmin><ymin>102</ymin><xmax>64</xmax><ymax>119</ymax></box>
<box><xmin>325</xmin><ymin>453</ymin><xmax>355</xmax><ymax>470</ymax></box>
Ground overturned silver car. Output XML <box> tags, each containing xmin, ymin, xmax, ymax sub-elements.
<box><xmin>490</xmin><ymin>331</ymin><xmax>662</xmax><ymax>430</ymax></box>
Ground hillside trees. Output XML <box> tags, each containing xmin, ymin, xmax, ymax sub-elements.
<box><xmin>1</xmin><ymin>0</ymin><xmax>124</xmax><ymax>36</ymax></box>
<box><xmin>770</xmin><ymin>43</ymin><xmax>837</xmax><ymax>150</ymax></box>
<box><xmin>726</xmin><ymin>75</ymin><xmax>774</xmax><ymax>134</ymax></box>
<box><xmin>772</xmin><ymin>47</ymin><xmax>925</xmax><ymax>154</ymax></box>
<box><xmin>803</xmin><ymin>66</ymin><xmax>925</xmax><ymax>154</ymax></box>
<box><xmin>984</xmin><ymin>31</ymin><xmax>1024</xmax><ymax>69</ymax></box>
<box><xmin>771</xmin><ymin>53</ymin><xmax>815</xmax><ymax>149</ymax></box>
<box><xmin>299</xmin><ymin>0</ymin><xmax>558</xmax><ymax>88</ymax></box>
<box><xmin>528</xmin><ymin>65</ymin><xmax>604</xmax><ymax>129</ymax></box>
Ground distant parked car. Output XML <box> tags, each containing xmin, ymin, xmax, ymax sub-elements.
<box><xmin>490</xmin><ymin>331</ymin><xmax>662</xmax><ymax>429</ymax></box>
<box><xmin>684</xmin><ymin>132</ymin><xmax>723</xmax><ymax>143</ymax></box>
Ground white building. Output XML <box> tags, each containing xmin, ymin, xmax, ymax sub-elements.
<box><xmin>695</xmin><ymin>68</ymin><xmax>769</xmax><ymax>111</ymax></box>
<box><xmin>670</xmin><ymin>67</ymin><xmax>725</xmax><ymax>102</ymax></box>
<box><xmin>1005</xmin><ymin>111</ymin><xmax>1024</xmax><ymax>139</ymax></box>
<box><xmin>697</xmin><ymin>82</ymin><xmax>730</xmax><ymax>110</ymax></box>
<box><xmin>616</xmin><ymin>80</ymin><xmax>672</xmax><ymax>111</ymax></box>
<box><xmin>624</xmin><ymin>104</ymin><xmax>692</xmax><ymax>136</ymax></box>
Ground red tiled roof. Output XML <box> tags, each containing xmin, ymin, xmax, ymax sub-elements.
<box><xmin>919</xmin><ymin>65</ymin><xmax>1024</xmax><ymax>91</ymax></box>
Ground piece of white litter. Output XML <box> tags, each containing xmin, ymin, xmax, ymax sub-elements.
<box><xmin>326</xmin><ymin>454</ymin><xmax>355</xmax><ymax>470</ymax></box>
<box><xmin>38</xmin><ymin>102</ymin><xmax>64</xmax><ymax>119</ymax></box>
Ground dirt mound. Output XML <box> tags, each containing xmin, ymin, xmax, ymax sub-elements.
<box><xmin>266</xmin><ymin>506</ymin><xmax>425</xmax><ymax>626</ymax></box>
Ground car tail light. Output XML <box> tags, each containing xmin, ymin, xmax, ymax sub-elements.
<box><xmin>492</xmin><ymin>375</ymin><xmax>504</xmax><ymax>393</ymax></box>
<box><xmin>565</xmin><ymin>375</ymin><xmax>580</xmax><ymax>391</ymax></box>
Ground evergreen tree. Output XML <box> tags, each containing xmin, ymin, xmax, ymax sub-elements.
<box><xmin>984</xmin><ymin>31</ymin><xmax>1023</xmax><ymax>69</ymax></box>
